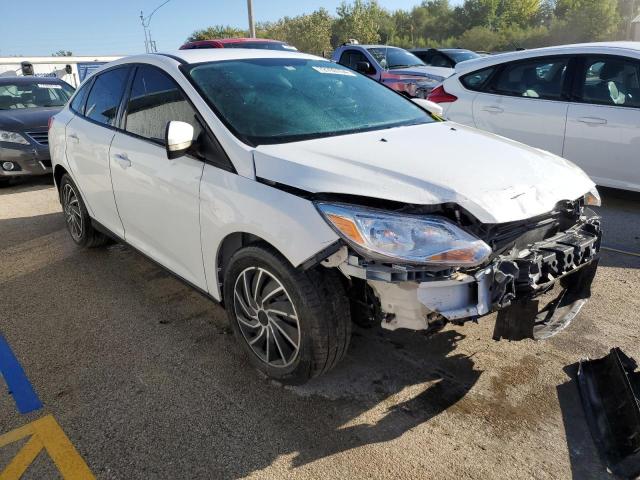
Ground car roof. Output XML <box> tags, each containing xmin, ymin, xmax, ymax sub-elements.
<box><xmin>454</xmin><ymin>41</ymin><xmax>640</xmax><ymax>74</ymax></box>
<box><xmin>109</xmin><ymin>49</ymin><xmax>324</xmax><ymax>68</ymax></box>
<box><xmin>0</xmin><ymin>76</ymin><xmax>68</xmax><ymax>85</ymax></box>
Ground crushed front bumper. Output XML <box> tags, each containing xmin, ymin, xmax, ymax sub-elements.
<box><xmin>342</xmin><ymin>211</ymin><xmax>601</xmax><ymax>338</ymax></box>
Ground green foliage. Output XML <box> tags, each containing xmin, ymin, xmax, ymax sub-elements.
<box><xmin>259</xmin><ymin>9</ymin><xmax>333</xmax><ymax>56</ymax></box>
<box><xmin>52</xmin><ymin>50</ymin><xmax>73</xmax><ymax>57</ymax></box>
<box><xmin>187</xmin><ymin>0</ymin><xmax>634</xmax><ymax>55</ymax></box>
<box><xmin>186</xmin><ymin>25</ymin><xmax>247</xmax><ymax>42</ymax></box>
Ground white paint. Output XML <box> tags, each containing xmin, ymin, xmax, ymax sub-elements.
<box><xmin>440</xmin><ymin>41</ymin><xmax>640</xmax><ymax>192</ymax></box>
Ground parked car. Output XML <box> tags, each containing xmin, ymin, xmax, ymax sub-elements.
<box><xmin>428</xmin><ymin>42</ymin><xmax>640</xmax><ymax>192</ymax></box>
<box><xmin>331</xmin><ymin>44</ymin><xmax>451</xmax><ymax>97</ymax></box>
<box><xmin>410</xmin><ymin>48</ymin><xmax>481</xmax><ymax>68</ymax></box>
<box><xmin>180</xmin><ymin>38</ymin><xmax>297</xmax><ymax>51</ymax></box>
<box><xmin>49</xmin><ymin>49</ymin><xmax>602</xmax><ymax>384</ymax></box>
<box><xmin>0</xmin><ymin>76</ymin><xmax>74</xmax><ymax>185</ymax></box>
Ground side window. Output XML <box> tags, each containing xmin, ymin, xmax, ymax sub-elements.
<box><xmin>338</xmin><ymin>50</ymin><xmax>369</xmax><ymax>71</ymax></box>
<box><xmin>461</xmin><ymin>67</ymin><xmax>495</xmax><ymax>91</ymax></box>
<box><xmin>70</xmin><ymin>79</ymin><xmax>92</xmax><ymax>114</ymax></box>
<box><xmin>578</xmin><ymin>56</ymin><xmax>640</xmax><ymax>108</ymax></box>
<box><xmin>412</xmin><ymin>51</ymin><xmax>429</xmax><ymax>63</ymax></box>
<box><xmin>85</xmin><ymin>68</ymin><xmax>129</xmax><ymax>126</ymax></box>
<box><xmin>125</xmin><ymin>65</ymin><xmax>202</xmax><ymax>145</ymax></box>
<box><xmin>492</xmin><ymin>57</ymin><xmax>568</xmax><ymax>100</ymax></box>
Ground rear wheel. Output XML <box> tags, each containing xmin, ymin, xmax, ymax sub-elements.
<box><xmin>59</xmin><ymin>174</ymin><xmax>110</xmax><ymax>248</ymax></box>
<box><xmin>223</xmin><ymin>244</ymin><xmax>351</xmax><ymax>384</ymax></box>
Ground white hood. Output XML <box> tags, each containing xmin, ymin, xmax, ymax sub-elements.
<box><xmin>253</xmin><ymin>122</ymin><xmax>595</xmax><ymax>224</ymax></box>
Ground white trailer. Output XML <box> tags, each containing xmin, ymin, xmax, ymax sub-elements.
<box><xmin>0</xmin><ymin>56</ymin><xmax>122</xmax><ymax>88</ymax></box>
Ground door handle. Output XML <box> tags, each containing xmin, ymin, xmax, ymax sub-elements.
<box><xmin>482</xmin><ymin>106</ymin><xmax>504</xmax><ymax>114</ymax></box>
<box><xmin>577</xmin><ymin>117</ymin><xmax>607</xmax><ymax>126</ymax></box>
<box><xmin>113</xmin><ymin>153</ymin><xmax>132</xmax><ymax>169</ymax></box>
<box><xmin>68</xmin><ymin>133</ymin><xmax>79</xmax><ymax>143</ymax></box>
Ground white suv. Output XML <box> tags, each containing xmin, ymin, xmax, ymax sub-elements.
<box><xmin>49</xmin><ymin>49</ymin><xmax>602</xmax><ymax>384</ymax></box>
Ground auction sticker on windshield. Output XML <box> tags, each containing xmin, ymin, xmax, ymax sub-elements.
<box><xmin>37</xmin><ymin>84</ymin><xmax>62</xmax><ymax>89</ymax></box>
<box><xmin>312</xmin><ymin>66</ymin><xmax>356</xmax><ymax>76</ymax></box>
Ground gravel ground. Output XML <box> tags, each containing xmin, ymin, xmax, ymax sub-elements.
<box><xmin>1</xmin><ymin>177</ymin><xmax>639</xmax><ymax>479</ymax></box>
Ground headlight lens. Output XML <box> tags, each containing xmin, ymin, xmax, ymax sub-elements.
<box><xmin>316</xmin><ymin>203</ymin><xmax>492</xmax><ymax>266</ymax></box>
<box><xmin>0</xmin><ymin>130</ymin><xmax>29</xmax><ymax>145</ymax></box>
<box><xmin>584</xmin><ymin>187</ymin><xmax>601</xmax><ymax>207</ymax></box>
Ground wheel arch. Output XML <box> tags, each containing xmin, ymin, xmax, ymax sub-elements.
<box><xmin>215</xmin><ymin>232</ymin><xmax>291</xmax><ymax>301</ymax></box>
<box><xmin>53</xmin><ymin>164</ymin><xmax>68</xmax><ymax>194</ymax></box>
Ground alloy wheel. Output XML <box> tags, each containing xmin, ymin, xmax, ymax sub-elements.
<box><xmin>233</xmin><ymin>267</ymin><xmax>301</xmax><ymax>368</ymax></box>
<box><xmin>62</xmin><ymin>183</ymin><xmax>83</xmax><ymax>241</ymax></box>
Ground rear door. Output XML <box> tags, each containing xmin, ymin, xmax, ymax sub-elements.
<box><xmin>563</xmin><ymin>55</ymin><xmax>640</xmax><ymax>191</ymax></box>
<box><xmin>472</xmin><ymin>56</ymin><xmax>570</xmax><ymax>155</ymax></box>
<box><xmin>109</xmin><ymin>64</ymin><xmax>206</xmax><ymax>287</ymax></box>
<box><xmin>65</xmin><ymin>66</ymin><xmax>130</xmax><ymax>237</ymax></box>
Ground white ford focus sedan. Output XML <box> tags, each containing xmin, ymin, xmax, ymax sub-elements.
<box><xmin>428</xmin><ymin>42</ymin><xmax>640</xmax><ymax>192</ymax></box>
<box><xmin>49</xmin><ymin>49</ymin><xmax>602</xmax><ymax>384</ymax></box>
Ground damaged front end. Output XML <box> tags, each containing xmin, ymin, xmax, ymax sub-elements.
<box><xmin>317</xmin><ymin>198</ymin><xmax>602</xmax><ymax>339</ymax></box>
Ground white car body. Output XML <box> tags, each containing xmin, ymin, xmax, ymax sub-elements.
<box><xmin>49</xmin><ymin>49</ymin><xmax>602</xmax><ymax>381</ymax></box>
<box><xmin>434</xmin><ymin>42</ymin><xmax>640</xmax><ymax>192</ymax></box>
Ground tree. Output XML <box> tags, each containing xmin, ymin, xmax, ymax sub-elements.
<box><xmin>332</xmin><ymin>0</ymin><xmax>385</xmax><ymax>45</ymax></box>
<box><xmin>563</xmin><ymin>0</ymin><xmax>619</xmax><ymax>41</ymax></box>
<box><xmin>186</xmin><ymin>25</ymin><xmax>247</xmax><ymax>42</ymax></box>
<box><xmin>52</xmin><ymin>50</ymin><xmax>72</xmax><ymax>56</ymax></box>
<box><xmin>259</xmin><ymin>9</ymin><xmax>333</xmax><ymax>55</ymax></box>
<box><xmin>497</xmin><ymin>0</ymin><xmax>542</xmax><ymax>29</ymax></box>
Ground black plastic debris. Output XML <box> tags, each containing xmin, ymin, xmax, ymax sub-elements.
<box><xmin>577</xmin><ymin>348</ymin><xmax>640</xmax><ymax>479</ymax></box>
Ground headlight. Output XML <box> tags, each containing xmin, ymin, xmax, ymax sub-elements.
<box><xmin>316</xmin><ymin>203</ymin><xmax>492</xmax><ymax>267</ymax></box>
<box><xmin>584</xmin><ymin>187</ymin><xmax>601</xmax><ymax>207</ymax></box>
<box><xmin>0</xmin><ymin>130</ymin><xmax>29</xmax><ymax>145</ymax></box>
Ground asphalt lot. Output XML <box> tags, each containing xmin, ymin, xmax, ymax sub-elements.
<box><xmin>1</xmin><ymin>176</ymin><xmax>639</xmax><ymax>479</ymax></box>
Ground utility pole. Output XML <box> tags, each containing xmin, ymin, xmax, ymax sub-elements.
<box><xmin>247</xmin><ymin>0</ymin><xmax>256</xmax><ymax>38</ymax></box>
<box><xmin>140</xmin><ymin>0</ymin><xmax>171</xmax><ymax>53</ymax></box>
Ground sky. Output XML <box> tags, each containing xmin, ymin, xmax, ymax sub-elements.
<box><xmin>0</xmin><ymin>0</ymin><xmax>448</xmax><ymax>57</ymax></box>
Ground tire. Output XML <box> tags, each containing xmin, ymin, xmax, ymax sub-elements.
<box><xmin>59</xmin><ymin>174</ymin><xmax>110</xmax><ymax>248</ymax></box>
<box><xmin>223</xmin><ymin>244</ymin><xmax>351</xmax><ymax>384</ymax></box>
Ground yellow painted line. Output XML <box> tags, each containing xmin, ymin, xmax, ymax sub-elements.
<box><xmin>0</xmin><ymin>415</ymin><xmax>95</xmax><ymax>480</ymax></box>
<box><xmin>601</xmin><ymin>246</ymin><xmax>640</xmax><ymax>258</ymax></box>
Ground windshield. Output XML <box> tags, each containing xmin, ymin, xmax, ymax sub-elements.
<box><xmin>367</xmin><ymin>47</ymin><xmax>425</xmax><ymax>70</ymax></box>
<box><xmin>0</xmin><ymin>81</ymin><xmax>74</xmax><ymax>110</ymax></box>
<box><xmin>446</xmin><ymin>50</ymin><xmax>481</xmax><ymax>64</ymax></box>
<box><xmin>187</xmin><ymin>58</ymin><xmax>433</xmax><ymax>145</ymax></box>
<box><xmin>225</xmin><ymin>42</ymin><xmax>298</xmax><ymax>51</ymax></box>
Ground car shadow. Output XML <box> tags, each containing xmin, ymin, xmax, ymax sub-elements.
<box><xmin>0</xmin><ymin>175</ymin><xmax>55</xmax><ymax>195</ymax></box>
<box><xmin>556</xmin><ymin>363</ymin><xmax>610</xmax><ymax>480</ymax></box>
<box><xmin>0</xmin><ymin>212</ymin><xmax>64</xmax><ymax>249</ymax></box>
<box><xmin>284</xmin><ymin>327</ymin><xmax>482</xmax><ymax>468</ymax></box>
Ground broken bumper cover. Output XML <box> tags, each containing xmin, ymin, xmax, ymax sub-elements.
<box><xmin>578</xmin><ymin>348</ymin><xmax>640</xmax><ymax>478</ymax></box>
<box><xmin>360</xmin><ymin>213</ymin><xmax>601</xmax><ymax>335</ymax></box>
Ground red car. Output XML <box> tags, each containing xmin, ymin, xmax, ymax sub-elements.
<box><xmin>180</xmin><ymin>38</ymin><xmax>297</xmax><ymax>51</ymax></box>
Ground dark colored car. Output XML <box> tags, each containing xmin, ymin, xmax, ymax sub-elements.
<box><xmin>410</xmin><ymin>48</ymin><xmax>481</xmax><ymax>68</ymax></box>
<box><xmin>179</xmin><ymin>38</ymin><xmax>297</xmax><ymax>51</ymax></box>
<box><xmin>0</xmin><ymin>76</ymin><xmax>74</xmax><ymax>185</ymax></box>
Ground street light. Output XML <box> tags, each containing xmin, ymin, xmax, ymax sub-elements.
<box><xmin>140</xmin><ymin>0</ymin><xmax>171</xmax><ymax>53</ymax></box>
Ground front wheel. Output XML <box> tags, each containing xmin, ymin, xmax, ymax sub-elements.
<box><xmin>223</xmin><ymin>245</ymin><xmax>351</xmax><ymax>384</ymax></box>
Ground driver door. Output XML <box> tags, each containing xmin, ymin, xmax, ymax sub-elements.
<box><xmin>109</xmin><ymin>64</ymin><xmax>206</xmax><ymax>288</ymax></box>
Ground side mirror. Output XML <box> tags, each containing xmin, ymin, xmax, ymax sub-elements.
<box><xmin>165</xmin><ymin>121</ymin><xmax>194</xmax><ymax>159</ymax></box>
<box><xmin>411</xmin><ymin>98</ymin><xmax>444</xmax><ymax>117</ymax></box>
<box><xmin>356</xmin><ymin>61</ymin><xmax>373</xmax><ymax>75</ymax></box>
